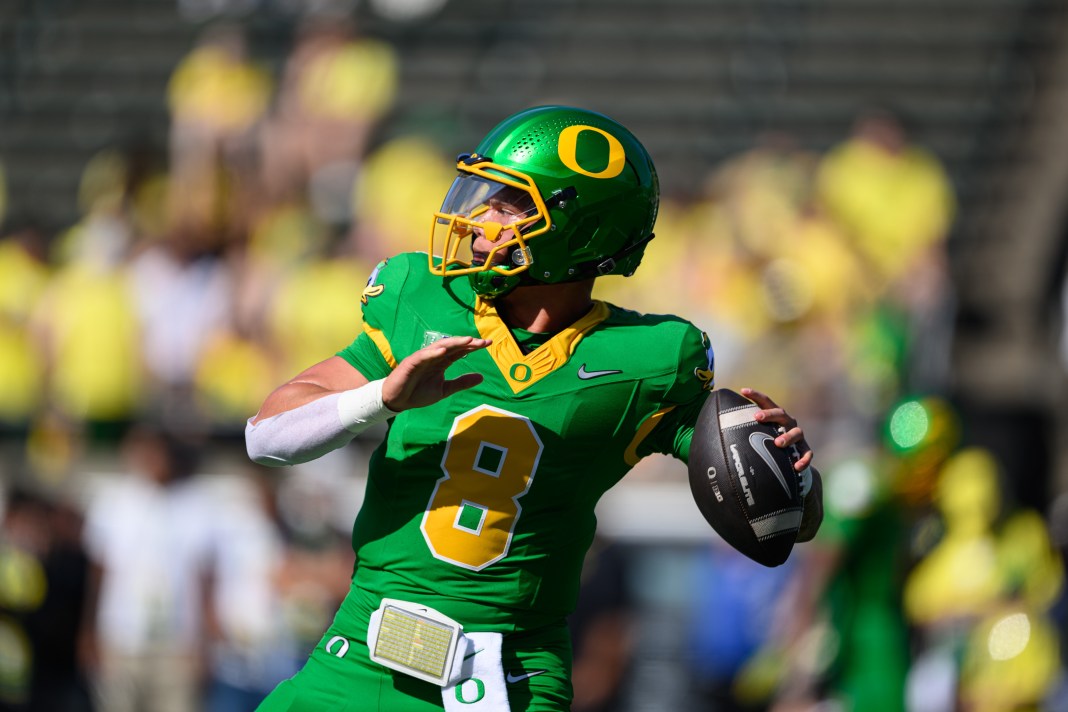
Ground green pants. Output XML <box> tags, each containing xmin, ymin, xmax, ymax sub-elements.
<box><xmin>257</xmin><ymin>586</ymin><xmax>573</xmax><ymax>711</ymax></box>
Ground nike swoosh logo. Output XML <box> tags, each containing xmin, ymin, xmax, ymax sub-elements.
<box><xmin>577</xmin><ymin>364</ymin><xmax>622</xmax><ymax>380</ymax></box>
<box><xmin>464</xmin><ymin>647</ymin><xmax>483</xmax><ymax>661</ymax></box>
<box><xmin>506</xmin><ymin>670</ymin><xmax>547</xmax><ymax>684</ymax></box>
<box><xmin>749</xmin><ymin>432</ymin><xmax>792</xmax><ymax>497</ymax></box>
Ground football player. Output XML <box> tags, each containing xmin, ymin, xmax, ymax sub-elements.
<box><xmin>245</xmin><ymin>105</ymin><xmax>821</xmax><ymax>711</ymax></box>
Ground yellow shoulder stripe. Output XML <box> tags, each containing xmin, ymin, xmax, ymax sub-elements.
<box><xmin>623</xmin><ymin>406</ymin><xmax>675</xmax><ymax>466</ymax></box>
<box><xmin>363</xmin><ymin>323</ymin><xmax>398</xmax><ymax>369</ymax></box>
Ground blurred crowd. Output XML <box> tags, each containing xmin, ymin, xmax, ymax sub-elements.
<box><xmin>0</xmin><ymin>14</ymin><xmax>1065</xmax><ymax>712</ymax></box>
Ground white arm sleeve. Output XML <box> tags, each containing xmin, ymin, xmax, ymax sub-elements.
<box><xmin>245</xmin><ymin>379</ymin><xmax>397</xmax><ymax>467</ymax></box>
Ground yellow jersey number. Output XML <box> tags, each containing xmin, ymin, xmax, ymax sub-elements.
<box><xmin>420</xmin><ymin>405</ymin><xmax>544</xmax><ymax>571</ymax></box>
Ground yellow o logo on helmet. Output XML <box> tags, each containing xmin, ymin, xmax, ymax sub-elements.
<box><xmin>557</xmin><ymin>125</ymin><xmax>626</xmax><ymax>179</ymax></box>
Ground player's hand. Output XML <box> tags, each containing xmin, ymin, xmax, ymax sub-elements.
<box><xmin>742</xmin><ymin>387</ymin><xmax>823</xmax><ymax>540</ymax></box>
<box><xmin>382</xmin><ymin>336</ymin><xmax>491</xmax><ymax>412</ymax></box>
<box><xmin>741</xmin><ymin>387</ymin><xmax>813</xmax><ymax>472</ymax></box>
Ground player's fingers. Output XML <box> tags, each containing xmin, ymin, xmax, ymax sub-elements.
<box><xmin>741</xmin><ymin>387</ymin><xmax>814</xmax><ymax>467</ymax></box>
<box><xmin>774</xmin><ymin>424</ymin><xmax>805</xmax><ymax>445</ymax></box>
<box><xmin>441</xmin><ymin>373</ymin><xmax>484</xmax><ymax>398</ymax></box>
<box><xmin>439</xmin><ymin>339</ymin><xmax>491</xmax><ymax>365</ymax></box>
<box><xmin>740</xmin><ymin>387</ymin><xmax>778</xmax><ymax>409</ymax></box>
<box><xmin>404</xmin><ymin>337</ymin><xmax>490</xmax><ymax>373</ymax></box>
<box><xmin>424</xmin><ymin>349</ymin><xmax>486</xmax><ymax>380</ymax></box>
<box><xmin>778</xmin><ymin>427</ymin><xmax>813</xmax><ymax>470</ymax></box>
<box><xmin>742</xmin><ymin>391</ymin><xmax>798</xmax><ymax>428</ymax></box>
<box><xmin>754</xmin><ymin>408</ymin><xmax>789</xmax><ymax>425</ymax></box>
<box><xmin>434</xmin><ymin>336</ymin><xmax>492</xmax><ymax>355</ymax></box>
<box><xmin>794</xmin><ymin>449</ymin><xmax>813</xmax><ymax>471</ymax></box>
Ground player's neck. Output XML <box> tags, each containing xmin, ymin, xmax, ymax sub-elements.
<box><xmin>495</xmin><ymin>279</ymin><xmax>596</xmax><ymax>334</ymax></box>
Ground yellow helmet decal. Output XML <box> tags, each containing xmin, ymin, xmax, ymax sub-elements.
<box><xmin>557</xmin><ymin>125</ymin><xmax>626</xmax><ymax>179</ymax></box>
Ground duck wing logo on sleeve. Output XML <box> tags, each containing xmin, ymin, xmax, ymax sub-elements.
<box><xmin>693</xmin><ymin>331</ymin><xmax>715</xmax><ymax>391</ymax></box>
<box><xmin>361</xmin><ymin>259</ymin><xmax>388</xmax><ymax>304</ymax></box>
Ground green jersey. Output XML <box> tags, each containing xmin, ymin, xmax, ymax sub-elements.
<box><xmin>336</xmin><ymin>252</ymin><xmax>714</xmax><ymax>632</ymax></box>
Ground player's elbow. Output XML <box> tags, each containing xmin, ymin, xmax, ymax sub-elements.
<box><xmin>245</xmin><ymin>433</ymin><xmax>297</xmax><ymax>468</ymax></box>
<box><xmin>243</xmin><ymin>401</ymin><xmax>357</xmax><ymax>467</ymax></box>
<box><xmin>244</xmin><ymin>416</ymin><xmax>305</xmax><ymax>467</ymax></box>
<box><xmin>247</xmin><ymin>450</ymin><xmax>295</xmax><ymax>468</ymax></box>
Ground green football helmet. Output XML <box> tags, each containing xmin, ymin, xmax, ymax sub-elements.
<box><xmin>429</xmin><ymin>105</ymin><xmax>660</xmax><ymax>298</ymax></box>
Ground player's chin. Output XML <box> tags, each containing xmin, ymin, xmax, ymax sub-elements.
<box><xmin>471</xmin><ymin>254</ymin><xmax>508</xmax><ymax>268</ymax></box>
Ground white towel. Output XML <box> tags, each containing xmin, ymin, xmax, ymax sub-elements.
<box><xmin>442</xmin><ymin>632</ymin><xmax>510</xmax><ymax>712</ymax></box>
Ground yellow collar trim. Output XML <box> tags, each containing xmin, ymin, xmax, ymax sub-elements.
<box><xmin>474</xmin><ymin>297</ymin><xmax>610</xmax><ymax>394</ymax></box>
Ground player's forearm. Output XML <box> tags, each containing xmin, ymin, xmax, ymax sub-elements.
<box><xmin>253</xmin><ymin>355</ymin><xmax>374</xmax><ymax>423</ymax></box>
<box><xmin>253</xmin><ymin>381</ymin><xmax>347</xmax><ymax>423</ymax></box>
<box><xmin>246</xmin><ymin>379</ymin><xmax>396</xmax><ymax>467</ymax></box>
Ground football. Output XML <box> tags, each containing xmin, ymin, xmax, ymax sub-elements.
<box><xmin>687</xmin><ymin>389</ymin><xmax>804</xmax><ymax>567</ymax></box>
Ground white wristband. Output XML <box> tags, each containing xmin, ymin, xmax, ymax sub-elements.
<box><xmin>337</xmin><ymin>379</ymin><xmax>399</xmax><ymax>433</ymax></box>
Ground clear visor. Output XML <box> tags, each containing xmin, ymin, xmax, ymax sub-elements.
<box><xmin>430</xmin><ymin>172</ymin><xmax>545</xmax><ymax>277</ymax></box>
<box><xmin>436</xmin><ymin>174</ymin><xmax>537</xmax><ymax>223</ymax></box>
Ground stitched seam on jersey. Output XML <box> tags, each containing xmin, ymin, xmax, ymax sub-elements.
<box><xmin>474</xmin><ymin>297</ymin><xmax>610</xmax><ymax>394</ymax></box>
<box><xmin>363</xmin><ymin>323</ymin><xmax>399</xmax><ymax>369</ymax></box>
<box><xmin>623</xmin><ymin>406</ymin><xmax>676</xmax><ymax>466</ymax></box>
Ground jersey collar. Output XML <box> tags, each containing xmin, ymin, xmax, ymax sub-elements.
<box><xmin>473</xmin><ymin>297</ymin><xmax>610</xmax><ymax>394</ymax></box>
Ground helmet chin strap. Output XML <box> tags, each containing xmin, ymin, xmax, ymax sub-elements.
<box><xmin>478</xmin><ymin>186</ymin><xmax>653</xmax><ymax>291</ymax></box>
<box><xmin>503</xmin><ymin>184</ymin><xmax>653</xmax><ymax>285</ymax></box>
<box><xmin>498</xmin><ymin>230</ymin><xmax>656</xmax><ymax>294</ymax></box>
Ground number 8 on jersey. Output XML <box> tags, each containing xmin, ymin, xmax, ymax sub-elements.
<box><xmin>420</xmin><ymin>405</ymin><xmax>544</xmax><ymax>570</ymax></box>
